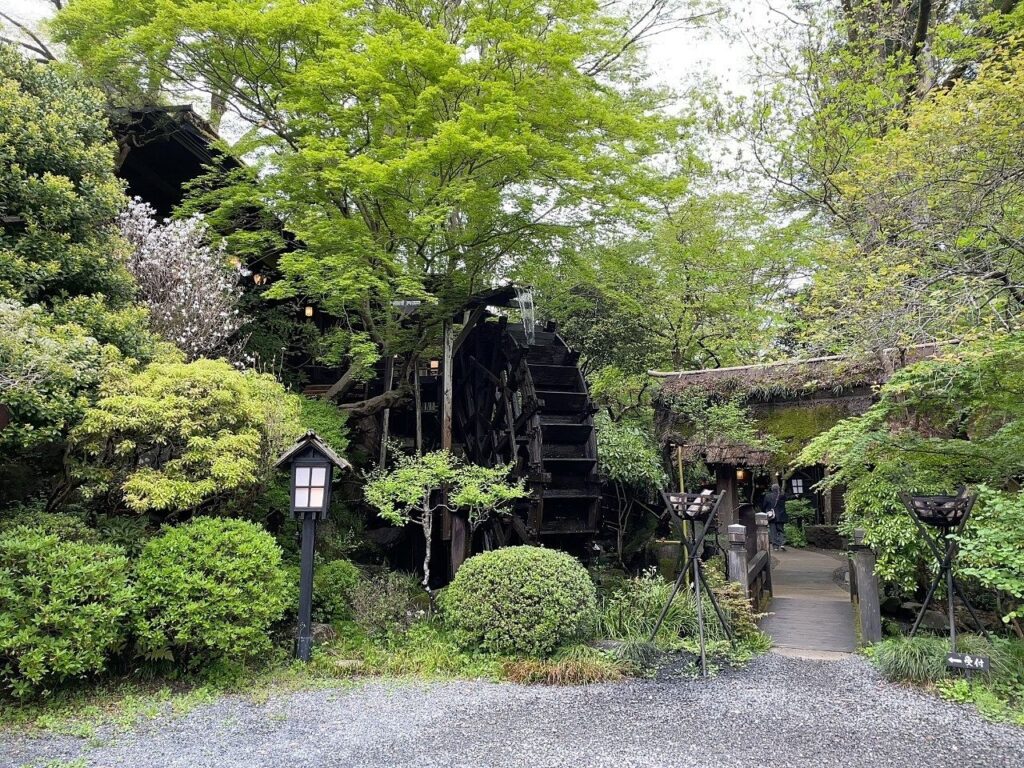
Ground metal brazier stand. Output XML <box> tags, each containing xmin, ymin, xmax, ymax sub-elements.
<box><xmin>651</xmin><ymin>491</ymin><xmax>736</xmax><ymax>677</ymax></box>
<box><xmin>900</xmin><ymin>489</ymin><xmax>990</xmax><ymax>669</ymax></box>
<box><xmin>275</xmin><ymin>431</ymin><xmax>351</xmax><ymax>662</ymax></box>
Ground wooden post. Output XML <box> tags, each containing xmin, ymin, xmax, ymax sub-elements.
<box><xmin>441</xmin><ymin>320</ymin><xmax>466</xmax><ymax>574</ymax></box>
<box><xmin>755</xmin><ymin>511</ymin><xmax>772</xmax><ymax>596</ymax></box>
<box><xmin>851</xmin><ymin>528</ymin><xmax>883</xmax><ymax>645</ymax></box>
<box><xmin>378</xmin><ymin>355</ymin><xmax>395</xmax><ymax>467</ymax></box>
<box><xmin>441</xmin><ymin>321</ymin><xmax>453</xmax><ymax>452</ymax></box>
<box><xmin>413</xmin><ymin>367</ymin><xmax>423</xmax><ymax>456</ymax></box>
<box><xmin>676</xmin><ymin>445</ymin><xmax>685</xmax><ymax>492</ymax></box>
<box><xmin>296</xmin><ymin>514</ymin><xmax>317</xmax><ymax>661</ymax></box>
<box><xmin>727</xmin><ymin>523</ymin><xmax>749</xmax><ymax>599</ymax></box>
<box><xmin>675</xmin><ymin>445</ymin><xmax>690</xmax><ymax>581</ymax></box>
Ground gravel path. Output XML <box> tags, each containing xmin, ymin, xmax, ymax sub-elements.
<box><xmin>5</xmin><ymin>653</ymin><xmax>1023</xmax><ymax>768</ymax></box>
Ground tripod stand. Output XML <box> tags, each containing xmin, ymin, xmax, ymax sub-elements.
<box><xmin>900</xmin><ymin>491</ymin><xmax>989</xmax><ymax>650</ymax></box>
<box><xmin>651</xmin><ymin>491</ymin><xmax>736</xmax><ymax>677</ymax></box>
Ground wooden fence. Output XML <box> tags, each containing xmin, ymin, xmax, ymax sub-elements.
<box><xmin>726</xmin><ymin>512</ymin><xmax>773</xmax><ymax>606</ymax></box>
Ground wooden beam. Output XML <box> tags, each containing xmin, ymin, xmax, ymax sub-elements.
<box><xmin>378</xmin><ymin>355</ymin><xmax>395</xmax><ymax>467</ymax></box>
<box><xmin>441</xmin><ymin>321</ymin><xmax>453</xmax><ymax>452</ymax></box>
<box><xmin>413</xmin><ymin>368</ymin><xmax>423</xmax><ymax>456</ymax></box>
<box><xmin>451</xmin><ymin>305</ymin><xmax>487</xmax><ymax>356</ymax></box>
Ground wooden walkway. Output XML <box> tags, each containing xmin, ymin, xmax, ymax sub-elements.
<box><xmin>759</xmin><ymin>548</ymin><xmax>856</xmax><ymax>658</ymax></box>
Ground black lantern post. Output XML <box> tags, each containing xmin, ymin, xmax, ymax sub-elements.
<box><xmin>275</xmin><ymin>431</ymin><xmax>351</xmax><ymax>661</ymax></box>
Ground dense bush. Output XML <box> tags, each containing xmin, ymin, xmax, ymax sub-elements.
<box><xmin>0</xmin><ymin>528</ymin><xmax>133</xmax><ymax>697</ymax></box>
<box><xmin>440</xmin><ymin>546</ymin><xmax>597</xmax><ymax>657</ymax></box>
<box><xmin>133</xmin><ymin>518</ymin><xmax>289</xmax><ymax>664</ymax></box>
<box><xmin>313</xmin><ymin>559</ymin><xmax>362</xmax><ymax>624</ymax></box>
<box><xmin>71</xmin><ymin>357</ymin><xmax>308</xmax><ymax>515</ymax></box>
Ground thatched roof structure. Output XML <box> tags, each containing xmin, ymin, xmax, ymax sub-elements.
<box><xmin>652</xmin><ymin>344</ymin><xmax>946</xmax><ymax>467</ymax></box>
<box><xmin>651</xmin><ymin>344</ymin><xmax>943</xmax><ymax>403</ymax></box>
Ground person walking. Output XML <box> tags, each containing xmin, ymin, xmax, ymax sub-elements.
<box><xmin>761</xmin><ymin>482</ymin><xmax>787</xmax><ymax>551</ymax></box>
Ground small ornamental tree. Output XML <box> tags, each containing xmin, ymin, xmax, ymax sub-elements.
<box><xmin>119</xmin><ymin>198</ymin><xmax>247</xmax><ymax>363</ymax></box>
<box><xmin>364</xmin><ymin>450</ymin><xmax>527</xmax><ymax>588</ymax></box>
<box><xmin>595</xmin><ymin>413</ymin><xmax>667</xmax><ymax>565</ymax></box>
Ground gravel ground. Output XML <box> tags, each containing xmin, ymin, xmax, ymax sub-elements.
<box><xmin>4</xmin><ymin>653</ymin><xmax>1023</xmax><ymax>768</ymax></box>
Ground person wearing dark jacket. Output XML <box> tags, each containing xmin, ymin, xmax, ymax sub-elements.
<box><xmin>761</xmin><ymin>483</ymin><xmax>787</xmax><ymax>550</ymax></box>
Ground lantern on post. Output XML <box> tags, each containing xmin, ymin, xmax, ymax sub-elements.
<box><xmin>275</xmin><ymin>431</ymin><xmax>351</xmax><ymax>661</ymax></box>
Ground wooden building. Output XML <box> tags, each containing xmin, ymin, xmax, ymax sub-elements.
<box><xmin>651</xmin><ymin>345</ymin><xmax>943</xmax><ymax>534</ymax></box>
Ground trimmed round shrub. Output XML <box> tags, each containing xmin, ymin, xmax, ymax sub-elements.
<box><xmin>313</xmin><ymin>558</ymin><xmax>362</xmax><ymax>623</ymax></box>
<box><xmin>134</xmin><ymin>518</ymin><xmax>289</xmax><ymax>664</ymax></box>
<box><xmin>440</xmin><ymin>546</ymin><xmax>597</xmax><ymax>657</ymax></box>
<box><xmin>0</xmin><ymin>528</ymin><xmax>133</xmax><ymax>697</ymax></box>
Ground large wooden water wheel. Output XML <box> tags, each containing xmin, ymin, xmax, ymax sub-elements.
<box><xmin>450</xmin><ymin>317</ymin><xmax>601</xmax><ymax>552</ymax></box>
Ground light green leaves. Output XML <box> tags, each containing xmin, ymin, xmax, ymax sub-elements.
<box><xmin>364</xmin><ymin>449</ymin><xmax>527</xmax><ymax>525</ymax></box>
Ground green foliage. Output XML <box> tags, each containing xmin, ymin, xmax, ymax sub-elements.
<box><xmin>349</xmin><ymin>572</ymin><xmax>422</xmax><ymax>644</ymax></box>
<box><xmin>957</xmin><ymin>487</ymin><xmax>1024</xmax><ymax>628</ymax></box>
<box><xmin>71</xmin><ymin>357</ymin><xmax>306</xmax><ymax>514</ymax></box>
<box><xmin>800</xmin><ymin>334</ymin><xmax>1024</xmax><ymax>625</ymax></box>
<box><xmin>595</xmin><ymin>414</ymin><xmax>666</xmax><ymax>490</ymax></box>
<box><xmin>871</xmin><ymin>635</ymin><xmax>951</xmax><ymax>684</ymax></box>
<box><xmin>0</xmin><ymin>504</ymin><xmax>96</xmax><ymax>543</ymax></box>
<box><xmin>326</xmin><ymin>618</ymin><xmax>504</xmax><ymax>680</ymax></box>
<box><xmin>663</xmin><ymin>389</ymin><xmax>782</xmax><ymax>462</ymax></box>
<box><xmin>312</xmin><ymin>559</ymin><xmax>361</xmax><ymax>625</ymax></box>
<box><xmin>366</xmin><ymin>450</ymin><xmax>526</xmax><ymax>527</ymax></box>
<box><xmin>783</xmin><ymin>523</ymin><xmax>807</xmax><ymax>548</ymax></box>
<box><xmin>0</xmin><ymin>301</ymin><xmax>125</xmax><ymax>456</ymax></box>
<box><xmin>94</xmin><ymin>514</ymin><xmax>152</xmax><ymax>557</ymax></box>
<box><xmin>440</xmin><ymin>546</ymin><xmax>597</xmax><ymax>657</ymax></box>
<box><xmin>0</xmin><ymin>45</ymin><xmax>134</xmax><ymax>314</ymax></box>
<box><xmin>786</xmin><ymin>498</ymin><xmax>816</xmax><ymax>525</ymax></box>
<box><xmin>0</xmin><ymin>528</ymin><xmax>133</xmax><ymax>697</ymax></box>
<box><xmin>297</xmin><ymin>398</ymin><xmax>349</xmax><ymax>460</ymax></box>
<box><xmin>55</xmin><ymin>0</ymin><xmax>691</xmax><ymax>394</ymax></box>
<box><xmin>365</xmin><ymin>450</ymin><xmax>526</xmax><ymax>584</ymax></box>
<box><xmin>526</xmin><ymin>193</ymin><xmax>811</xmax><ymax>375</ymax></box>
<box><xmin>601</xmin><ymin>568</ymin><xmax>704</xmax><ymax>648</ymax></box>
<box><xmin>133</xmin><ymin>518</ymin><xmax>290</xmax><ymax>664</ymax></box>
<box><xmin>873</xmin><ymin>633</ymin><xmax>1024</xmax><ymax>716</ymax></box>
<box><xmin>702</xmin><ymin>557</ymin><xmax>764</xmax><ymax>641</ymax></box>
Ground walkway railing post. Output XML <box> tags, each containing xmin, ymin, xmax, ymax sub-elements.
<box><xmin>727</xmin><ymin>523</ymin><xmax>748</xmax><ymax>599</ymax></box>
<box><xmin>850</xmin><ymin>528</ymin><xmax>883</xmax><ymax>645</ymax></box>
<box><xmin>755</xmin><ymin>512</ymin><xmax>773</xmax><ymax>596</ymax></box>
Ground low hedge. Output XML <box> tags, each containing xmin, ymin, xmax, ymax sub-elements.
<box><xmin>0</xmin><ymin>527</ymin><xmax>133</xmax><ymax>697</ymax></box>
<box><xmin>440</xmin><ymin>546</ymin><xmax>597</xmax><ymax>657</ymax></box>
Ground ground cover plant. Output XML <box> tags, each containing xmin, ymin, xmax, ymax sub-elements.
<box><xmin>870</xmin><ymin>634</ymin><xmax>1024</xmax><ymax>726</ymax></box>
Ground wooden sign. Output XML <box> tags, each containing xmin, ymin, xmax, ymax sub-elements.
<box><xmin>947</xmin><ymin>653</ymin><xmax>989</xmax><ymax>672</ymax></box>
